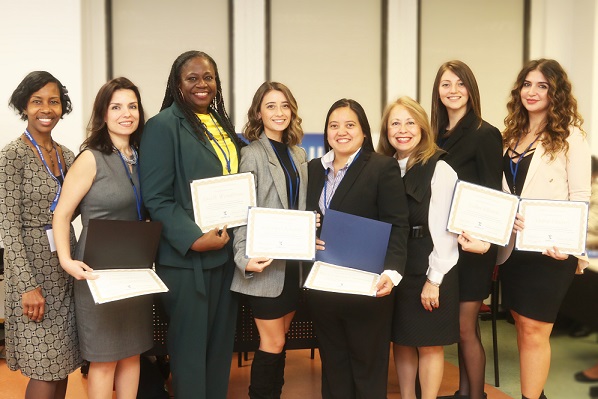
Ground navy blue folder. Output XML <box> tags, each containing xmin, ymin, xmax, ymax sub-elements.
<box><xmin>316</xmin><ymin>209</ymin><xmax>391</xmax><ymax>274</ymax></box>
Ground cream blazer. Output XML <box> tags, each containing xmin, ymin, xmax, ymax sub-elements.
<box><xmin>497</xmin><ymin>127</ymin><xmax>591</xmax><ymax>272</ymax></box>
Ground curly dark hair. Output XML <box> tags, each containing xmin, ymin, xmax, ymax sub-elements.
<box><xmin>9</xmin><ymin>71</ymin><xmax>72</xmax><ymax>120</ymax></box>
<box><xmin>503</xmin><ymin>58</ymin><xmax>584</xmax><ymax>158</ymax></box>
<box><xmin>160</xmin><ymin>50</ymin><xmax>242</xmax><ymax>146</ymax></box>
<box><xmin>323</xmin><ymin>99</ymin><xmax>374</xmax><ymax>154</ymax></box>
<box><xmin>243</xmin><ymin>82</ymin><xmax>303</xmax><ymax>146</ymax></box>
<box><xmin>81</xmin><ymin>77</ymin><xmax>145</xmax><ymax>154</ymax></box>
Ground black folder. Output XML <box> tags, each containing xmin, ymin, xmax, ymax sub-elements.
<box><xmin>83</xmin><ymin>219</ymin><xmax>162</xmax><ymax>269</ymax></box>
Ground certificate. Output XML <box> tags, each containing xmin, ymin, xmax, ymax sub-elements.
<box><xmin>245</xmin><ymin>207</ymin><xmax>316</xmax><ymax>260</ymax></box>
<box><xmin>190</xmin><ymin>172</ymin><xmax>256</xmax><ymax>231</ymax></box>
<box><xmin>87</xmin><ymin>269</ymin><xmax>168</xmax><ymax>304</ymax></box>
<box><xmin>515</xmin><ymin>199</ymin><xmax>589</xmax><ymax>255</ymax></box>
<box><xmin>304</xmin><ymin>261</ymin><xmax>380</xmax><ymax>296</ymax></box>
<box><xmin>447</xmin><ymin>180</ymin><xmax>519</xmax><ymax>246</ymax></box>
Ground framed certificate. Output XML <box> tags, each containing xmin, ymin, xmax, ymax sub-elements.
<box><xmin>304</xmin><ymin>261</ymin><xmax>380</xmax><ymax>296</ymax></box>
<box><xmin>245</xmin><ymin>207</ymin><xmax>316</xmax><ymax>260</ymax></box>
<box><xmin>515</xmin><ymin>199</ymin><xmax>589</xmax><ymax>255</ymax></box>
<box><xmin>190</xmin><ymin>172</ymin><xmax>256</xmax><ymax>231</ymax></box>
<box><xmin>447</xmin><ymin>180</ymin><xmax>519</xmax><ymax>246</ymax></box>
<box><xmin>87</xmin><ymin>269</ymin><xmax>168</xmax><ymax>304</ymax></box>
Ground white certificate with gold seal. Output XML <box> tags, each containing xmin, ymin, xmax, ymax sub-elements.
<box><xmin>447</xmin><ymin>180</ymin><xmax>519</xmax><ymax>246</ymax></box>
<box><xmin>304</xmin><ymin>261</ymin><xmax>380</xmax><ymax>297</ymax></box>
<box><xmin>245</xmin><ymin>207</ymin><xmax>316</xmax><ymax>260</ymax></box>
<box><xmin>515</xmin><ymin>199</ymin><xmax>589</xmax><ymax>255</ymax></box>
<box><xmin>190</xmin><ymin>172</ymin><xmax>256</xmax><ymax>231</ymax></box>
<box><xmin>87</xmin><ymin>269</ymin><xmax>168</xmax><ymax>304</ymax></box>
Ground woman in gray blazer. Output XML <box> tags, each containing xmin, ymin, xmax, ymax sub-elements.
<box><xmin>231</xmin><ymin>82</ymin><xmax>308</xmax><ymax>399</ymax></box>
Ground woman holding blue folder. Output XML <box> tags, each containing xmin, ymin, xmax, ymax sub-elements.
<box><xmin>378</xmin><ymin>96</ymin><xmax>459</xmax><ymax>399</ymax></box>
<box><xmin>306</xmin><ymin>98</ymin><xmax>409</xmax><ymax>399</ymax></box>
<box><xmin>53</xmin><ymin>77</ymin><xmax>152</xmax><ymax>399</ymax></box>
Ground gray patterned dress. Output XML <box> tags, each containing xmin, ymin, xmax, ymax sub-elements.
<box><xmin>73</xmin><ymin>149</ymin><xmax>153</xmax><ymax>362</ymax></box>
<box><xmin>0</xmin><ymin>137</ymin><xmax>81</xmax><ymax>381</ymax></box>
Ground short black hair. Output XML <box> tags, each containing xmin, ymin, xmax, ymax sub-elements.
<box><xmin>9</xmin><ymin>71</ymin><xmax>72</xmax><ymax>120</ymax></box>
<box><xmin>323</xmin><ymin>98</ymin><xmax>374</xmax><ymax>153</ymax></box>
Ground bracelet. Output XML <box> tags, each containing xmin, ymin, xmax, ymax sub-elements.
<box><xmin>426</xmin><ymin>278</ymin><xmax>441</xmax><ymax>287</ymax></box>
<box><xmin>481</xmin><ymin>242</ymin><xmax>491</xmax><ymax>255</ymax></box>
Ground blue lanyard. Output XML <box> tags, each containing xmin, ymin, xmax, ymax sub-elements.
<box><xmin>323</xmin><ymin>149</ymin><xmax>361</xmax><ymax>209</ymax></box>
<box><xmin>24</xmin><ymin>129</ymin><xmax>64</xmax><ymax>212</ymax></box>
<box><xmin>206</xmin><ymin>113</ymin><xmax>232</xmax><ymax>174</ymax></box>
<box><xmin>509</xmin><ymin>133</ymin><xmax>540</xmax><ymax>194</ymax></box>
<box><xmin>270</xmin><ymin>142</ymin><xmax>300</xmax><ymax>210</ymax></box>
<box><xmin>114</xmin><ymin>147</ymin><xmax>143</xmax><ymax>221</ymax></box>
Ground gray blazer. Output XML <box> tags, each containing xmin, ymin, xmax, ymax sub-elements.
<box><xmin>231</xmin><ymin>132</ymin><xmax>308</xmax><ymax>297</ymax></box>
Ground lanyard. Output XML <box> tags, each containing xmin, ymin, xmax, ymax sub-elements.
<box><xmin>270</xmin><ymin>142</ymin><xmax>300</xmax><ymax>210</ymax></box>
<box><xmin>323</xmin><ymin>149</ymin><xmax>361</xmax><ymax>209</ymax></box>
<box><xmin>114</xmin><ymin>147</ymin><xmax>143</xmax><ymax>221</ymax></box>
<box><xmin>206</xmin><ymin>113</ymin><xmax>232</xmax><ymax>174</ymax></box>
<box><xmin>24</xmin><ymin>129</ymin><xmax>64</xmax><ymax>212</ymax></box>
<box><xmin>509</xmin><ymin>133</ymin><xmax>540</xmax><ymax>195</ymax></box>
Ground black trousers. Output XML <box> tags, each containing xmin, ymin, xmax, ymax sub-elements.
<box><xmin>308</xmin><ymin>289</ymin><xmax>395</xmax><ymax>399</ymax></box>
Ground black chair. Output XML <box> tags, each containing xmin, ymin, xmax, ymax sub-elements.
<box><xmin>479</xmin><ymin>264</ymin><xmax>503</xmax><ymax>387</ymax></box>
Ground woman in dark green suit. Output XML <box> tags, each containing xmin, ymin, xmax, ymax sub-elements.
<box><xmin>139</xmin><ymin>50</ymin><xmax>244</xmax><ymax>399</ymax></box>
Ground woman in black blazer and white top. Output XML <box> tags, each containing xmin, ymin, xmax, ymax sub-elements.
<box><xmin>431</xmin><ymin>61</ymin><xmax>503</xmax><ymax>399</ymax></box>
<box><xmin>231</xmin><ymin>82</ymin><xmax>308</xmax><ymax>399</ymax></box>
<box><xmin>306</xmin><ymin>99</ymin><xmax>409</xmax><ymax>399</ymax></box>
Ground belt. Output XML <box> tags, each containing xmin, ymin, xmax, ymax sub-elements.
<box><xmin>409</xmin><ymin>225</ymin><xmax>429</xmax><ymax>239</ymax></box>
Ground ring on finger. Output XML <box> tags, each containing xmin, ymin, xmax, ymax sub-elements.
<box><xmin>430</xmin><ymin>302</ymin><xmax>436</xmax><ymax>306</ymax></box>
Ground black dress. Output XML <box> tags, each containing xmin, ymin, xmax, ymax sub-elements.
<box><xmin>438</xmin><ymin>109</ymin><xmax>503</xmax><ymax>301</ymax></box>
<box><xmin>392</xmin><ymin>152</ymin><xmax>459</xmax><ymax>346</ymax></box>
<box><xmin>499</xmin><ymin>150</ymin><xmax>577</xmax><ymax>322</ymax></box>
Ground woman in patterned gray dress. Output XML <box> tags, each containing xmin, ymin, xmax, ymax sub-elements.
<box><xmin>53</xmin><ymin>77</ymin><xmax>152</xmax><ymax>399</ymax></box>
<box><xmin>0</xmin><ymin>71</ymin><xmax>81</xmax><ymax>399</ymax></box>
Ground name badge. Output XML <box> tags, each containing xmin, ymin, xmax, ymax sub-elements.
<box><xmin>44</xmin><ymin>225</ymin><xmax>57</xmax><ymax>252</ymax></box>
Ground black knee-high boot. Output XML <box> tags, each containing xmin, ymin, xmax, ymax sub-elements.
<box><xmin>522</xmin><ymin>390</ymin><xmax>547</xmax><ymax>399</ymax></box>
<box><xmin>249</xmin><ymin>350</ymin><xmax>282</xmax><ymax>399</ymax></box>
<box><xmin>272</xmin><ymin>349</ymin><xmax>286</xmax><ymax>399</ymax></box>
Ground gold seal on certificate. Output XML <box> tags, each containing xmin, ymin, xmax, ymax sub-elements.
<box><xmin>190</xmin><ymin>172</ymin><xmax>256</xmax><ymax>231</ymax></box>
<box><xmin>245</xmin><ymin>207</ymin><xmax>316</xmax><ymax>260</ymax></box>
<box><xmin>515</xmin><ymin>199</ymin><xmax>589</xmax><ymax>255</ymax></box>
<box><xmin>87</xmin><ymin>269</ymin><xmax>169</xmax><ymax>304</ymax></box>
<box><xmin>447</xmin><ymin>180</ymin><xmax>519</xmax><ymax>246</ymax></box>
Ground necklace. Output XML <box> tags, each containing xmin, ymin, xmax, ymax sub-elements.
<box><xmin>40</xmin><ymin>141</ymin><xmax>56</xmax><ymax>170</ymax></box>
<box><xmin>113</xmin><ymin>145</ymin><xmax>138</xmax><ymax>165</ymax></box>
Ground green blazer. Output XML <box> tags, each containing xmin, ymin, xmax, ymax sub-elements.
<box><xmin>139</xmin><ymin>103</ymin><xmax>241</xmax><ymax>294</ymax></box>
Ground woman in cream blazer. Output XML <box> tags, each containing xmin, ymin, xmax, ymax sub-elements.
<box><xmin>498</xmin><ymin>59</ymin><xmax>590</xmax><ymax>399</ymax></box>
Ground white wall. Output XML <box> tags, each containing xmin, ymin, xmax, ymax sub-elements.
<box><xmin>0</xmin><ymin>0</ymin><xmax>86</xmax><ymax>154</ymax></box>
<box><xmin>529</xmin><ymin>0</ymin><xmax>598</xmax><ymax>153</ymax></box>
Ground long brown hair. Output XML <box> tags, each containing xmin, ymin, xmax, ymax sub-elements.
<box><xmin>82</xmin><ymin>77</ymin><xmax>144</xmax><ymax>154</ymax></box>
<box><xmin>430</xmin><ymin>60</ymin><xmax>482</xmax><ymax>138</ymax></box>
<box><xmin>378</xmin><ymin>96</ymin><xmax>438</xmax><ymax>171</ymax></box>
<box><xmin>503</xmin><ymin>58</ymin><xmax>584</xmax><ymax>158</ymax></box>
<box><xmin>244</xmin><ymin>82</ymin><xmax>303</xmax><ymax>146</ymax></box>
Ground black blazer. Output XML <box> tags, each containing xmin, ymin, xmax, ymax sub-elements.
<box><xmin>439</xmin><ymin>108</ymin><xmax>503</xmax><ymax>190</ymax></box>
<box><xmin>306</xmin><ymin>151</ymin><xmax>410</xmax><ymax>275</ymax></box>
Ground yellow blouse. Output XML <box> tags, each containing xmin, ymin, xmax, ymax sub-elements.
<box><xmin>197</xmin><ymin>113</ymin><xmax>239</xmax><ymax>175</ymax></box>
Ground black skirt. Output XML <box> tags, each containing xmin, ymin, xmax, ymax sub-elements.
<box><xmin>248</xmin><ymin>262</ymin><xmax>300</xmax><ymax>320</ymax></box>
<box><xmin>457</xmin><ymin>246</ymin><xmax>496</xmax><ymax>301</ymax></box>
<box><xmin>499</xmin><ymin>249</ymin><xmax>577</xmax><ymax>323</ymax></box>
<box><xmin>391</xmin><ymin>266</ymin><xmax>459</xmax><ymax>346</ymax></box>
